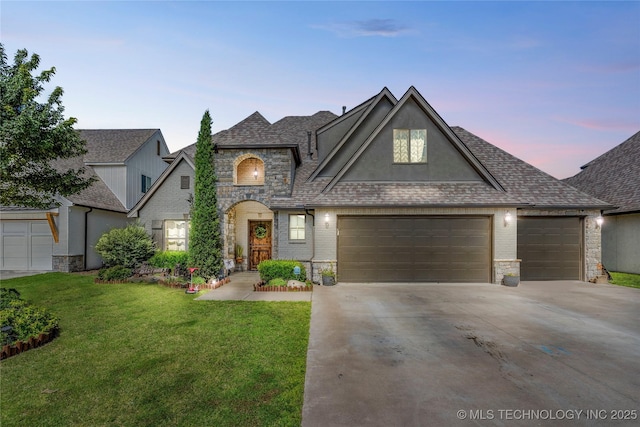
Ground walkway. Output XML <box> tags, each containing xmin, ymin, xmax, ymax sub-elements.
<box><xmin>196</xmin><ymin>271</ymin><xmax>313</xmax><ymax>301</ymax></box>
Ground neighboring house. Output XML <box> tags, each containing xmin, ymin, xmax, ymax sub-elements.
<box><xmin>564</xmin><ymin>131</ymin><xmax>640</xmax><ymax>274</ymax></box>
<box><xmin>0</xmin><ymin>129</ymin><xmax>169</xmax><ymax>272</ymax></box>
<box><xmin>130</xmin><ymin>87</ymin><xmax>610</xmax><ymax>283</ymax></box>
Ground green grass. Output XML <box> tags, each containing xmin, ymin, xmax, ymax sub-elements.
<box><xmin>0</xmin><ymin>273</ymin><xmax>311</xmax><ymax>426</ymax></box>
<box><xmin>609</xmin><ymin>271</ymin><xmax>640</xmax><ymax>289</ymax></box>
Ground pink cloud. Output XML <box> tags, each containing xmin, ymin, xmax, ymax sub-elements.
<box><xmin>553</xmin><ymin>117</ymin><xmax>640</xmax><ymax>133</ymax></box>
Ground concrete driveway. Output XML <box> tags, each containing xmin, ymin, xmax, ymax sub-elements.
<box><xmin>302</xmin><ymin>281</ymin><xmax>640</xmax><ymax>426</ymax></box>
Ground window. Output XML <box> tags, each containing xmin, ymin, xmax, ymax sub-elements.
<box><xmin>180</xmin><ymin>175</ymin><xmax>190</xmax><ymax>189</ymax></box>
<box><xmin>141</xmin><ymin>175</ymin><xmax>152</xmax><ymax>193</ymax></box>
<box><xmin>289</xmin><ymin>214</ymin><xmax>306</xmax><ymax>240</ymax></box>
<box><xmin>165</xmin><ymin>220</ymin><xmax>189</xmax><ymax>251</ymax></box>
<box><xmin>393</xmin><ymin>129</ymin><xmax>427</xmax><ymax>163</ymax></box>
<box><xmin>156</xmin><ymin>140</ymin><xmax>161</xmax><ymax>156</ymax></box>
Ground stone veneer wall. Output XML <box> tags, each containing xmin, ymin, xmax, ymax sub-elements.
<box><xmin>214</xmin><ymin>147</ymin><xmax>294</xmax><ymax>264</ymax></box>
<box><xmin>53</xmin><ymin>255</ymin><xmax>84</xmax><ymax>272</ymax></box>
<box><xmin>494</xmin><ymin>259</ymin><xmax>521</xmax><ymax>284</ymax></box>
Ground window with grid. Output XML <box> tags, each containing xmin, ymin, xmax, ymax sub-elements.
<box><xmin>165</xmin><ymin>220</ymin><xmax>189</xmax><ymax>251</ymax></box>
<box><xmin>289</xmin><ymin>214</ymin><xmax>306</xmax><ymax>240</ymax></box>
<box><xmin>393</xmin><ymin>129</ymin><xmax>427</xmax><ymax>163</ymax></box>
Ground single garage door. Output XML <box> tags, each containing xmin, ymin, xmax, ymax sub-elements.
<box><xmin>0</xmin><ymin>221</ymin><xmax>53</xmax><ymax>270</ymax></box>
<box><xmin>517</xmin><ymin>217</ymin><xmax>581</xmax><ymax>280</ymax></box>
<box><xmin>338</xmin><ymin>216</ymin><xmax>491</xmax><ymax>283</ymax></box>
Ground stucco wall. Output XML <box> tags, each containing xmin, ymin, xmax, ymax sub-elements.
<box><xmin>602</xmin><ymin>213</ymin><xmax>640</xmax><ymax>274</ymax></box>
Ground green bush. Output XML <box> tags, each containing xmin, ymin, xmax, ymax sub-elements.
<box><xmin>97</xmin><ymin>266</ymin><xmax>133</xmax><ymax>281</ymax></box>
<box><xmin>148</xmin><ymin>251</ymin><xmax>189</xmax><ymax>270</ymax></box>
<box><xmin>0</xmin><ymin>288</ymin><xmax>21</xmax><ymax>310</ymax></box>
<box><xmin>258</xmin><ymin>260</ymin><xmax>306</xmax><ymax>283</ymax></box>
<box><xmin>95</xmin><ymin>223</ymin><xmax>155</xmax><ymax>268</ymax></box>
<box><xmin>1</xmin><ymin>298</ymin><xmax>59</xmax><ymax>346</ymax></box>
<box><xmin>268</xmin><ymin>278</ymin><xmax>287</xmax><ymax>287</ymax></box>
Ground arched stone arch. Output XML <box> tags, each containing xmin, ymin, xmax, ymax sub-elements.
<box><xmin>233</xmin><ymin>153</ymin><xmax>264</xmax><ymax>185</ymax></box>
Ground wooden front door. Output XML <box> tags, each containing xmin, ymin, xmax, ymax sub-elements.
<box><xmin>249</xmin><ymin>221</ymin><xmax>272</xmax><ymax>270</ymax></box>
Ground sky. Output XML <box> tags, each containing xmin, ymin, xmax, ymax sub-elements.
<box><xmin>2</xmin><ymin>1</ymin><xmax>639</xmax><ymax>179</ymax></box>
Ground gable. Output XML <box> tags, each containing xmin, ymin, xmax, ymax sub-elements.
<box><xmin>341</xmin><ymin>97</ymin><xmax>484</xmax><ymax>183</ymax></box>
<box><xmin>318</xmin><ymin>97</ymin><xmax>395</xmax><ymax>178</ymax></box>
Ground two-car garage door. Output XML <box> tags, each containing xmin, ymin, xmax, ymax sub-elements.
<box><xmin>338</xmin><ymin>216</ymin><xmax>491</xmax><ymax>283</ymax></box>
<box><xmin>0</xmin><ymin>221</ymin><xmax>53</xmax><ymax>271</ymax></box>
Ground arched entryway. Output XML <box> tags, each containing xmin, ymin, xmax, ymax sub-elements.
<box><xmin>225</xmin><ymin>200</ymin><xmax>273</xmax><ymax>271</ymax></box>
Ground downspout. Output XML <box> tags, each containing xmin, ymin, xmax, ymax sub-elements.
<box><xmin>305</xmin><ymin>209</ymin><xmax>315</xmax><ymax>280</ymax></box>
<box><xmin>84</xmin><ymin>207</ymin><xmax>93</xmax><ymax>271</ymax></box>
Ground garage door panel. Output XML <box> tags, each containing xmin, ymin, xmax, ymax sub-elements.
<box><xmin>517</xmin><ymin>217</ymin><xmax>581</xmax><ymax>280</ymax></box>
<box><xmin>1</xmin><ymin>220</ymin><xmax>52</xmax><ymax>271</ymax></box>
<box><xmin>338</xmin><ymin>216</ymin><xmax>491</xmax><ymax>283</ymax></box>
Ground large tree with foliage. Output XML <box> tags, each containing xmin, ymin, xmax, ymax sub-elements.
<box><xmin>188</xmin><ymin>110</ymin><xmax>223</xmax><ymax>280</ymax></box>
<box><xmin>0</xmin><ymin>44</ymin><xmax>93</xmax><ymax>209</ymax></box>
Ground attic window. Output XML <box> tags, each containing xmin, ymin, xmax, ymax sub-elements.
<box><xmin>180</xmin><ymin>175</ymin><xmax>190</xmax><ymax>189</ymax></box>
<box><xmin>393</xmin><ymin>129</ymin><xmax>426</xmax><ymax>163</ymax></box>
<box><xmin>156</xmin><ymin>140</ymin><xmax>161</xmax><ymax>156</ymax></box>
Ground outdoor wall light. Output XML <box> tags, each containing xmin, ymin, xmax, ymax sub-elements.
<box><xmin>596</xmin><ymin>215</ymin><xmax>604</xmax><ymax>227</ymax></box>
<box><xmin>253</xmin><ymin>166</ymin><xmax>258</xmax><ymax>179</ymax></box>
<box><xmin>504</xmin><ymin>211</ymin><xmax>513</xmax><ymax>226</ymax></box>
<box><xmin>324</xmin><ymin>213</ymin><xmax>330</xmax><ymax>228</ymax></box>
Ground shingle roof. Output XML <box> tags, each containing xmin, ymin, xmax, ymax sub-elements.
<box><xmin>564</xmin><ymin>131</ymin><xmax>640</xmax><ymax>214</ymax></box>
<box><xmin>79</xmin><ymin>129</ymin><xmax>159</xmax><ymax>163</ymax></box>
<box><xmin>167</xmin><ymin>111</ymin><xmax>338</xmax><ymax>163</ymax></box>
<box><xmin>273</xmin><ymin>127</ymin><xmax>612</xmax><ymax>209</ymax></box>
<box><xmin>454</xmin><ymin>128</ymin><xmax>611</xmax><ymax>208</ymax></box>
<box><xmin>54</xmin><ymin>154</ymin><xmax>126</xmax><ymax>212</ymax></box>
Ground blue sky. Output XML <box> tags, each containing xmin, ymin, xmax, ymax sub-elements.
<box><xmin>2</xmin><ymin>1</ymin><xmax>639</xmax><ymax>179</ymax></box>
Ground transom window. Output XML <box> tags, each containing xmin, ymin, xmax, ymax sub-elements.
<box><xmin>165</xmin><ymin>220</ymin><xmax>189</xmax><ymax>251</ymax></box>
<box><xmin>289</xmin><ymin>214</ymin><xmax>306</xmax><ymax>240</ymax></box>
<box><xmin>393</xmin><ymin>129</ymin><xmax>427</xmax><ymax>163</ymax></box>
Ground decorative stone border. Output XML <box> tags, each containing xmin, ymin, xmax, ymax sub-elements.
<box><xmin>253</xmin><ymin>283</ymin><xmax>313</xmax><ymax>292</ymax></box>
<box><xmin>1</xmin><ymin>328</ymin><xmax>59</xmax><ymax>360</ymax></box>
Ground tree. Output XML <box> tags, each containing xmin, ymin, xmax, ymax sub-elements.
<box><xmin>0</xmin><ymin>44</ymin><xmax>93</xmax><ymax>209</ymax></box>
<box><xmin>188</xmin><ymin>110</ymin><xmax>223</xmax><ymax>280</ymax></box>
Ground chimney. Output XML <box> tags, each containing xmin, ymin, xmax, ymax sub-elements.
<box><xmin>342</xmin><ymin>106</ymin><xmax>346</xmax><ymax>115</ymax></box>
<box><xmin>307</xmin><ymin>131</ymin><xmax>313</xmax><ymax>159</ymax></box>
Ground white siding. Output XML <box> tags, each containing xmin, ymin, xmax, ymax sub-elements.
<box><xmin>126</xmin><ymin>131</ymin><xmax>170</xmax><ymax>209</ymax></box>
<box><xmin>93</xmin><ymin>165</ymin><xmax>128</xmax><ymax>208</ymax></box>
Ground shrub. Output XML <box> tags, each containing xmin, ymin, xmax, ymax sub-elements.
<box><xmin>1</xmin><ymin>298</ymin><xmax>59</xmax><ymax>346</ymax></box>
<box><xmin>268</xmin><ymin>278</ymin><xmax>287</xmax><ymax>287</ymax></box>
<box><xmin>95</xmin><ymin>223</ymin><xmax>155</xmax><ymax>268</ymax></box>
<box><xmin>148</xmin><ymin>251</ymin><xmax>189</xmax><ymax>270</ymax></box>
<box><xmin>97</xmin><ymin>266</ymin><xmax>133</xmax><ymax>281</ymax></box>
<box><xmin>0</xmin><ymin>288</ymin><xmax>21</xmax><ymax>310</ymax></box>
<box><xmin>191</xmin><ymin>276</ymin><xmax>206</xmax><ymax>286</ymax></box>
<box><xmin>258</xmin><ymin>260</ymin><xmax>306</xmax><ymax>283</ymax></box>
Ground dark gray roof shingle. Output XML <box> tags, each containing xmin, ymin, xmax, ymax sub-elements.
<box><xmin>564</xmin><ymin>131</ymin><xmax>640</xmax><ymax>214</ymax></box>
<box><xmin>79</xmin><ymin>129</ymin><xmax>159</xmax><ymax>163</ymax></box>
<box><xmin>274</xmin><ymin>127</ymin><xmax>612</xmax><ymax>209</ymax></box>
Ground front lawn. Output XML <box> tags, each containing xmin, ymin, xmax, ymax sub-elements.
<box><xmin>609</xmin><ymin>271</ymin><xmax>640</xmax><ymax>289</ymax></box>
<box><xmin>0</xmin><ymin>273</ymin><xmax>310</xmax><ymax>426</ymax></box>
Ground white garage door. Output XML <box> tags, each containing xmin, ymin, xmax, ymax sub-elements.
<box><xmin>0</xmin><ymin>221</ymin><xmax>53</xmax><ymax>270</ymax></box>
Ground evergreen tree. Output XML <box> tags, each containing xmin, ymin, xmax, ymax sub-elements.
<box><xmin>0</xmin><ymin>44</ymin><xmax>94</xmax><ymax>208</ymax></box>
<box><xmin>188</xmin><ymin>110</ymin><xmax>223</xmax><ymax>280</ymax></box>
